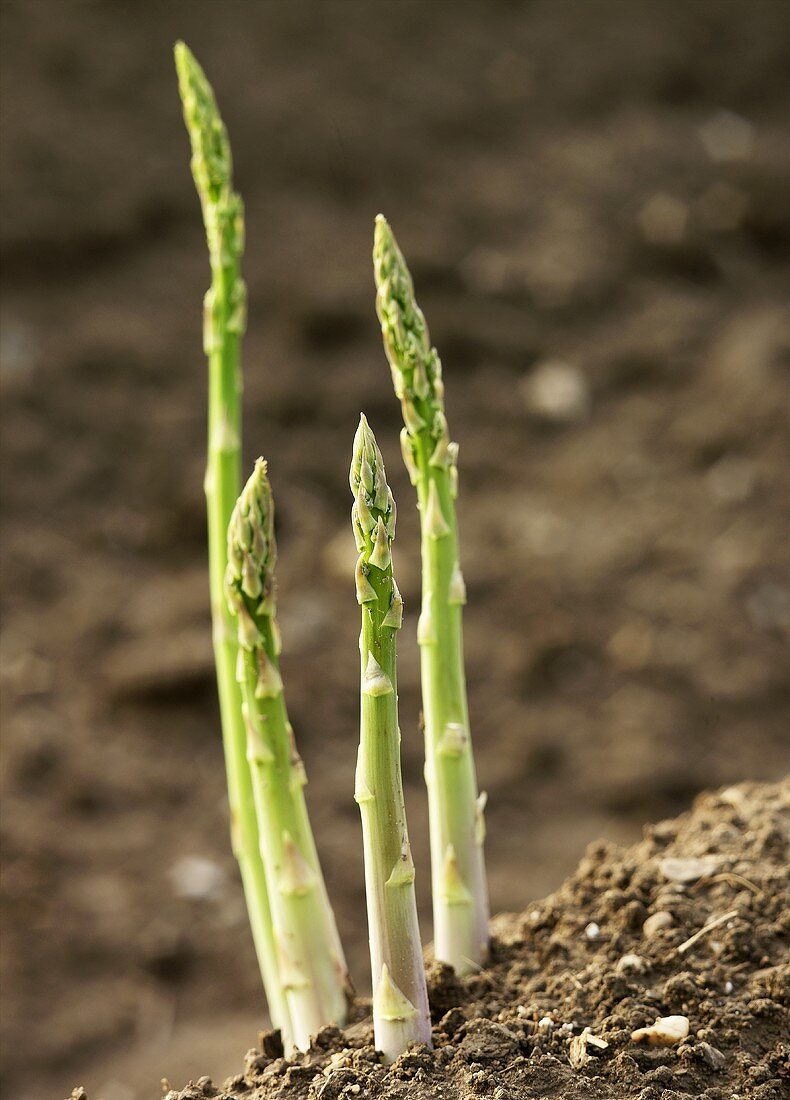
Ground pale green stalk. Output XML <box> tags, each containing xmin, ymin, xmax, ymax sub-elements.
<box><xmin>351</xmin><ymin>416</ymin><xmax>431</xmax><ymax>1062</ymax></box>
<box><xmin>175</xmin><ymin>42</ymin><xmax>288</xmax><ymax>1034</ymax></box>
<box><xmin>226</xmin><ymin>461</ymin><xmax>349</xmax><ymax>1052</ymax></box>
<box><xmin>373</xmin><ymin>216</ymin><xmax>489</xmax><ymax>975</ymax></box>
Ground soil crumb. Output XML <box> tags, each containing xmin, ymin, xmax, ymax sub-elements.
<box><xmin>111</xmin><ymin>780</ymin><xmax>788</xmax><ymax>1099</ymax></box>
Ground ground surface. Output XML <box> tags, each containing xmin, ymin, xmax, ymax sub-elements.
<box><xmin>158</xmin><ymin>781</ymin><xmax>789</xmax><ymax>1098</ymax></box>
<box><xmin>1</xmin><ymin>2</ymin><xmax>789</xmax><ymax>1099</ymax></box>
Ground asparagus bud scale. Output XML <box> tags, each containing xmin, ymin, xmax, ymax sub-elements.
<box><xmin>373</xmin><ymin>216</ymin><xmax>490</xmax><ymax>974</ymax></box>
<box><xmin>351</xmin><ymin>416</ymin><xmax>432</xmax><ymax>1062</ymax></box>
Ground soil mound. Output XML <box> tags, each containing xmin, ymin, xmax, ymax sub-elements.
<box><xmin>112</xmin><ymin>780</ymin><xmax>788</xmax><ymax>1099</ymax></box>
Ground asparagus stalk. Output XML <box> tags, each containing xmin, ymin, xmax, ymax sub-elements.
<box><xmin>226</xmin><ymin>460</ymin><xmax>349</xmax><ymax>1051</ymax></box>
<box><xmin>373</xmin><ymin>216</ymin><xmax>489</xmax><ymax>975</ymax></box>
<box><xmin>351</xmin><ymin>415</ymin><xmax>432</xmax><ymax>1062</ymax></box>
<box><xmin>174</xmin><ymin>43</ymin><xmax>288</xmax><ymax>1033</ymax></box>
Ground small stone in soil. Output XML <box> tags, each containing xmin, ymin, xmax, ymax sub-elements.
<box><xmin>680</xmin><ymin>1042</ymin><xmax>727</xmax><ymax>1072</ymax></box>
<box><xmin>632</xmin><ymin>1015</ymin><xmax>690</xmax><ymax>1046</ymax></box>
<box><xmin>616</xmin><ymin>953</ymin><xmax>647</xmax><ymax>974</ymax></box>
<box><xmin>643</xmin><ymin>910</ymin><xmax>674</xmax><ymax>936</ymax></box>
<box><xmin>659</xmin><ymin>856</ymin><xmax>720</xmax><ymax>883</ymax></box>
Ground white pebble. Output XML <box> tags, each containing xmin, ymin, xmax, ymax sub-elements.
<box><xmin>724</xmin><ymin>981</ymin><xmax>733</xmax><ymax>994</ymax></box>
<box><xmin>616</xmin><ymin>953</ymin><xmax>646</xmax><ymax>975</ymax></box>
<box><xmin>584</xmin><ymin>921</ymin><xmax>601</xmax><ymax>940</ymax></box>
<box><xmin>643</xmin><ymin>911</ymin><xmax>674</xmax><ymax>937</ymax></box>
<box><xmin>522</xmin><ymin>360</ymin><xmax>590</xmax><ymax>423</ymax></box>
<box><xmin>632</xmin><ymin>1015</ymin><xmax>690</xmax><ymax>1047</ymax></box>
<box><xmin>659</xmin><ymin>856</ymin><xmax>720</xmax><ymax>883</ymax></box>
<box><xmin>169</xmin><ymin>856</ymin><xmax>226</xmax><ymax>901</ymax></box>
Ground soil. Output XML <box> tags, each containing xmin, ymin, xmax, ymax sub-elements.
<box><xmin>2</xmin><ymin>2</ymin><xmax>790</xmax><ymax>1099</ymax></box>
<box><xmin>113</xmin><ymin>781</ymin><xmax>790</xmax><ymax>1099</ymax></box>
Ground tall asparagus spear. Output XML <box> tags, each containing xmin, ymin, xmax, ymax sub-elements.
<box><xmin>373</xmin><ymin>217</ymin><xmax>489</xmax><ymax>975</ymax></box>
<box><xmin>351</xmin><ymin>416</ymin><xmax>432</xmax><ymax>1062</ymax></box>
<box><xmin>174</xmin><ymin>43</ymin><xmax>288</xmax><ymax>1033</ymax></box>
<box><xmin>226</xmin><ymin>460</ymin><xmax>349</xmax><ymax>1051</ymax></box>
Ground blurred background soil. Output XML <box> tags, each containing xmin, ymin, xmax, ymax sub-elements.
<box><xmin>1</xmin><ymin>2</ymin><xmax>789</xmax><ymax>1098</ymax></box>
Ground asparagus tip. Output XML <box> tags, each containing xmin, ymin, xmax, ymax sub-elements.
<box><xmin>174</xmin><ymin>41</ymin><xmax>233</xmax><ymax>206</ymax></box>
<box><xmin>373</xmin><ymin>212</ymin><xmax>394</xmax><ymax>253</ymax></box>
<box><xmin>173</xmin><ymin>39</ymin><xmax>190</xmax><ymax>68</ymax></box>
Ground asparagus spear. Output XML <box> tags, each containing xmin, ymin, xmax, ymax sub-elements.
<box><xmin>226</xmin><ymin>460</ymin><xmax>349</xmax><ymax>1051</ymax></box>
<box><xmin>351</xmin><ymin>416</ymin><xmax>432</xmax><ymax>1062</ymax></box>
<box><xmin>174</xmin><ymin>43</ymin><xmax>288</xmax><ymax>1033</ymax></box>
<box><xmin>373</xmin><ymin>216</ymin><xmax>489</xmax><ymax>975</ymax></box>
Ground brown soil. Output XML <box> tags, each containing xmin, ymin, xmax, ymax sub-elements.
<box><xmin>2</xmin><ymin>2</ymin><xmax>790</xmax><ymax>1099</ymax></box>
<box><xmin>131</xmin><ymin>781</ymin><xmax>790</xmax><ymax>1099</ymax></box>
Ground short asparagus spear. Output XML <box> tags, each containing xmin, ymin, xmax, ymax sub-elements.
<box><xmin>351</xmin><ymin>416</ymin><xmax>432</xmax><ymax>1062</ymax></box>
<box><xmin>373</xmin><ymin>216</ymin><xmax>489</xmax><ymax>975</ymax></box>
<box><xmin>226</xmin><ymin>460</ymin><xmax>349</xmax><ymax>1052</ymax></box>
<box><xmin>175</xmin><ymin>43</ymin><xmax>288</xmax><ymax>1033</ymax></box>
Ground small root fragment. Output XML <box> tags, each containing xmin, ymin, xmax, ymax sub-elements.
<box><xmin>676</xmin><ymin>909</ymin><xmax>739</xmax><ymax>955</ymax></box>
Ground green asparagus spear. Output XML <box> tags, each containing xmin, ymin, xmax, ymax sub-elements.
<box><xmin>174</xmin><ymin>42</ymin><xmax>288</xmax><ymax>1033</ymax></box>
<box><xmin>351</xmin><ymin>416</ymin><xmax>432</xmax><ymax>1062</ymax></box>
<box><xmin>226</xmin><ymin>460</ymin><xmax>349</xmax><ymax>1051</ymax></box>
<box><xmin>373</xmin><ymin>216</ymin><xmax>489</xmax><ymax>975</ymax></box>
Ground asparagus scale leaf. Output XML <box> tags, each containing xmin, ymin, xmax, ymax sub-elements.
<box><xmin>174</xmin><ymin>42</ymin><xmax>288</xmax><ymax>1033</ymax></box>
<box><xmin>226</xmin><ymin>461</ymin><xmax>349</xmax><ymax>1052</ymax></box>
<box><xmin>373</xmin><ymin>216</ymin><xmax>490</xmax><ymax>975</ymax></box>
<box><xmin>351</xmin><ymin>416</ymin><xmax>432</xmax><ymax>1062</ymax></box>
